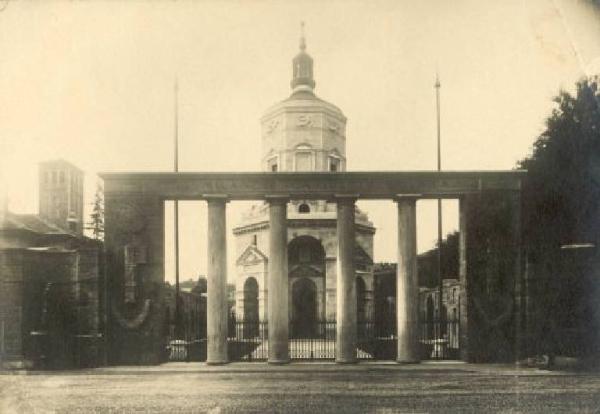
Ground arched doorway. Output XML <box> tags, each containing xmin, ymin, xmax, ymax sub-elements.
<box><xmin>288</xmin><ymin>235</ymin><xmax>326</xmax><ymax>332</ymax></box>
<box><xmin>374</xmin><ymin>272</ymin><xmax>396</xmax><ymax>337</ymax></box>
<box><xmin>291</xmin><ymin>278</ymin><xmax>317</xmax><ymax>338</ymax></box>
<box><xmin>356</xmin><ymin>276</ymin><xmax>367</xmax><ymax>339</ymax></box>
<box><xmin>440</xmin><ymin>304</ymin><xmax>448</xmax><ymax>337</ymax></box>
<box><xmin>426</xmin><ymin>295</ymin><xmax>435</xmax><ymax>340</ymax></box>
<box><xmin>243</xmin><ymin>277</ymin><xmax>259</xmax><ymax>337</ymax></box>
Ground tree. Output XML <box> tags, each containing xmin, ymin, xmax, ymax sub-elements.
<box><xmin>423</xmin><ymin>78</ymin><xmax>600</xmax><ymax>361</ymax></box>
<box><xmin>520</xmin><ymin>79</ymin><xmax>600</xmax><ymax>252</ymax></box>
<box><xmin>86</xmin><ymin>182</ymin><xmax>105</xmax><ymax>241</ymax></box>
<box><xmin>518</xmin><ymin>78</ymin><xmax>600</xmax><ymax>360</ymax></box>
<box><xmin>418</xmin><ymin>231</ymin><xmax>459</xmax><ymax>287</ymax></box>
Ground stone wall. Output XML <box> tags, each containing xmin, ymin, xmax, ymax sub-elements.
<box><xmin>104</xmin><ymin>193</ymin><xmax>166</xmax><ymax>365</ymax></box>
<box><xmin>463</xmin><ymin>192</ymin><xmax>522</xmax><ymax>363</ymax></box>
<box><xmin>0</xmin><ymin>248</ymin><xmax>85</xmax><ymax>369</ymax></box>
<box><xmin>0</xmin><ymin>249</ymin><xmax>27</xmax><ymax>368</ymax></box>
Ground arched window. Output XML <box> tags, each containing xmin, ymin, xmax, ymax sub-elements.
<box><xmin>243</xmin><ymin>277</ymin><xmax>259</xmax><ymax>337</ymax></box>
<box><xmin>356</xmin><ymin>276</ymin><xmax>367</xmax><ymax>323</ymax></box>
<box><xmin>329</xmin><ymin>157</ymin><xmax>340</xmax><ymax>172</ymax></box>
<box><xmin>267</xmin><ymin>155</ymin><xmax>278</xmax><ymax>172</ymax></box>
<box><xmin>298</xmin><ymin>203</ymin><xmax>310</xmax><ymax>213</ymax></box>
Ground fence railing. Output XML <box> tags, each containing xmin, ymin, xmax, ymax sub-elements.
<box><xmin>167</xmin><ymin>319</ymin><xmax>461</xmax><ymax>362</ymax></box>
<box><xmin>290</xmin><ymin>321</ymin><xmax>336</xmax><ymax>360</ymax></box>
<box><xmin>228</xmin><ymin>321</ymin><xmax>268</xmax><ymax>361</ymax></box>
<box><xmin>420</xmin><ymin>319</ymin><xmax>460</xmax><ymax>360</ymax></box>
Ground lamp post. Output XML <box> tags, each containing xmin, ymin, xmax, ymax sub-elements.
<box><xmin>174</xmin><ymin>79</ymin><xmax>181</xmax><ymax>339</ymax></box>
<box><xmin>435</xmin><ymin>75</ymin><xmax>444</xmax><ymax>339</ymax></box>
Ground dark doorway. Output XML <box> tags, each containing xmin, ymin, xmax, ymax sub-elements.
<box><xmin>374</xmin><ymin>272</ymin><xmax>396</xmax><ymax>337</ymax></box>
<box><xmin>357</xmin><ymin>276</ymin><xmax>367</xmax><ymax>323</ymax></box>
<box><xmin>426</xmin><ymin>295</ymin><xmax>435</xmax><ymax>340</ymax></box>
<box><xmin>291</xmin><ymin>278</ymin><xmax>317</xmax><ymax>338</ymax></box>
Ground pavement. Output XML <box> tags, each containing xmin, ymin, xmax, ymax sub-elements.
<box><xmin>1</xmin><ymin>362</ymin><xmax>600</xmax><ymax>413</ymax></box>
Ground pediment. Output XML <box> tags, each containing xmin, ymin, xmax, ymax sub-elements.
<box><xmin>236</xmin><ymin>244</ymin><xmax>268</xmax><ymax>266</ymax></box>
<box><xmin>355</xmin><ymin>245</ymin><xmax>373</xmax><ymax>265</ymax></box>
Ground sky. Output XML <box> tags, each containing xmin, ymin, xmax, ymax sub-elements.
<box><xmin>1</xmin><ymin>0</ymin><xmax>600</xmax><ymax>283</ymax></box>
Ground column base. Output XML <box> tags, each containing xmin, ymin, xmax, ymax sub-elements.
<box><xmin>267</xmin><ymin>359</ymin><xmax>290</xmax><ymax>365</ymax></box>
<box><xmin>335</xmin><ymin>358</ymin><xmax>357</xmax><ymax>364</ymax></box>
<box><xmin>206</xmin><ymin>360</ymin><xmax>229</xmax><ymax>366</ymax></box>
<box><xmin>396</xmin><ymin>359</ymin><xmax>420</xmax><ymax>364</ymax></box>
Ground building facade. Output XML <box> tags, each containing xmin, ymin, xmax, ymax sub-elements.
<box><xmin>0</xmin><ymin>161</ymin><xmax>102</xmax><ymax>369</ymax></box>
<box><xmin>233</xmin><ymin>30</ymin><xmax>376</xmax><ymax>336</ymax></box>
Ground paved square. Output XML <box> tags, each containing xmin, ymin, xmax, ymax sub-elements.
<box><xmin>2</xmin><ymin>363</ymin><xmax>600</xmax><ymax>413</ymax></box>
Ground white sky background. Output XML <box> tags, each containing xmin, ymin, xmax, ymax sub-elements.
<box><xmin>1</xmin><ymin>0</ymin><xmax>600</xmax><ymax>283</ymax></box>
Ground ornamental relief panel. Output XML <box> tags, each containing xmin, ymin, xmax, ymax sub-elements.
<box><xmin>296</xmin><ymin>114</ymin><xmax>314</xmax><ymax>127</ymax></box>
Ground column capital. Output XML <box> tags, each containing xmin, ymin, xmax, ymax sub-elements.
<box><xmin>265</xmin><ymin>195</ymin><xmax>290</xmax><ymax>204</ymax></box>
<box><xmin>333</xmin><ymin>194</ymin><xmax>359</xmax><ymax>203</ymax></box>
<box><xmin>393</xmin><ymin>194</ymin><xmax>421</xmax><ymax>203</ymax></box>
<box><xmin>202</xmin><ymin>194</ymin><xmax>230</xmax><ymax>202</ymax></box>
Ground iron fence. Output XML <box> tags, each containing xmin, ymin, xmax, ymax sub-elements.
<box><xmin>420</xmin><ymin>319</ymin><xmax>460</xmax><ymax>360</ymax></box>
<box><xmin>228</xmin><ymin>320</ymin><xmax>268</xmax><ymax>361</ymax></box>
<box><xmin>167</xmin><ymin>318</ymin><xmax>460</xmax><ymax>362</ymax></box>
<box><xmin>289</xmin><ymin>321</ymin><xmax>336</xmax><ymax>360</ymax></box>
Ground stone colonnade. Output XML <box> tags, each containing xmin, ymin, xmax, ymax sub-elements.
<box><xmin>102</xmin><ymin>171</ymin><xmax>524</xmax><ymax>365</ymax></box>
<box><xmin>205</xmin><ymin>195</ymin><xmax>462</xmax><ymax>364</ymax></box>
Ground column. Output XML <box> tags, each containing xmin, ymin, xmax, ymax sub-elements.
<box><xmin>268</xmin><ymin>197</ymin><xmax>289</xmax><ymax>364</ymax></box>
<box><xmin>206</xmin><ymin>197</ymin><xmax>228</xmax><ymax>364</ymax></box>
<box><xmin>336</xmin><ymin>196</ymin><xmax>357</xmax><ymax>363</ymax></box>
<box><xmin>458</xmin><ymin>196</ymin><xmax>469</xmax><ymax>362</ymax></box>
<box><xmin>396</xmin><ymin>196</ymin><xmax>420</xmax><ymax>363</ymax></box>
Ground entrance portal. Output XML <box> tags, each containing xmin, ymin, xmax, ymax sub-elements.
<box><xmin>291</xmin><ymin>278</ymin><xmax>317</xmax><ymax>338</ymax></box>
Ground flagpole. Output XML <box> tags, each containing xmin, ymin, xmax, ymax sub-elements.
<box><xmin>435</xmin><ymin>74</ymin><xmax>444</xmax><ymax>343</ymax></box>
<box><xmin>174</xmin><ymin>78</ymin><xmax>181</xmax><ymax>339</ymax></box>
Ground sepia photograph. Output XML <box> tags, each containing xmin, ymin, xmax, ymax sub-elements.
<box><xmin>1</xmin><ymin>0</ymin><xmax>600</xmax><ymax>412</ymax></box>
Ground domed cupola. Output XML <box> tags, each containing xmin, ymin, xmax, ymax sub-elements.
<box><xmin>261</xmin><ymin>22</ymin><xmax>347</xmax><ymax>173</ymax></box>
<box><xmin>291</xmin><ymin>22</ymin><xmax>316</xmax><ymax>93</ymax></box>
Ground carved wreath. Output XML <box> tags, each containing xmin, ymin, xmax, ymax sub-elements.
<box><xmin>112</xmin><ymin>299</ymin><xmax>152</xmax><ymax>330</ymax></box>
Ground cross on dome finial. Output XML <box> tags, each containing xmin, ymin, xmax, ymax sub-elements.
<box><xmin>291</xmin><ymin>21</ymin><xmax>315</xmax><ymax>92</ymax></box>
<box><xmin>300</xmin><ymin>21</ymin><xmax>306</xmax><ymax>51</ymax></box>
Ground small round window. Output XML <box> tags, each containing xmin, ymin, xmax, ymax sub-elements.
<box><xmin>298</xmin><ymin>203</ymin><xmax>310</xmax><ymax>213</ymax></box>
